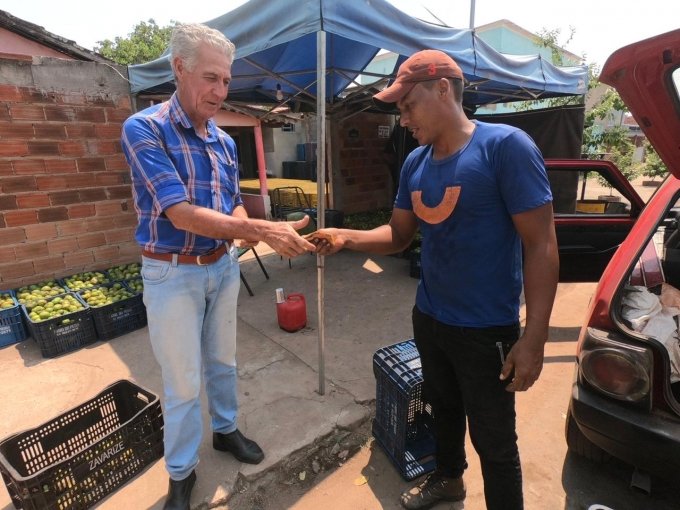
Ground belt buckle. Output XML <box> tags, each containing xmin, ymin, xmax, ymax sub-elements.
<box><xmin>196</xmin><ymin>253</ymin><xmax>208</xmax><ymax>266</ymax></box>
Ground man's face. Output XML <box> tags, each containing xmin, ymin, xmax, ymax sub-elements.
<box><xmin>396</xmin><ymin>81</ymin><xmax>442</xmax><ymax>146</ymax></box>
<box><xmin>175</xmin><ymin>43</ymin><xmax>232</xmax><ymax>127</ymax></box>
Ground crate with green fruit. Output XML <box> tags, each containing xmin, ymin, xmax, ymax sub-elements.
<box><xmin>78</xmin><ymin>283</ymin><xmax>147</xmax><ymax>341</ymax></box>
<box><xmin>0</xmin><ymin>290</ymin><xmax>26</xmax><ymax>347</ymax></box>
<box><xmin>63</xmin><ymin>271</ymin><xmax>111</xmax><ymax>291</ymax></box>
<box><xmin>107</xmin><ymin>262</ymin><xmax>141</xmax><ymax>281</ymax></box>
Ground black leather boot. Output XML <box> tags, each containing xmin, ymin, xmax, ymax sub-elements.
<box><xmin>213</xmin><ymin>429</ymin><xmax>264</xmax><ymax>464</ymax></box>
<box><xmin>163</xmin><ymin>470</ymin><xmax>196</xmax><ymax>510</ymax></box>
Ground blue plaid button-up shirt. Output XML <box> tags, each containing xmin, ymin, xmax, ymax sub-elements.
<box><xmin>121</xmin><ymin>93</ymin><xmax>243</xmax><ymax>255</ymax></box>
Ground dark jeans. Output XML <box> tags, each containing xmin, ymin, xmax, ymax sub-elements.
<box><xmin>412</xmin><ymin>306</ymin><xmax>523</xmax><ymax>510</ymax></box>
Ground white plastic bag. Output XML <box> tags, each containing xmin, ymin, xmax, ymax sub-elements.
<box><xmin>621</xmin><ymin>285</ymin><xmax>662</xmax><ymax>331</ymax></box>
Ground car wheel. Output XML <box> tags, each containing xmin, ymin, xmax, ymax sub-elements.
<box><xmin>565</xmin><ymin>407</ymin><xmax>610</xmax><ymax>463</ymax></box>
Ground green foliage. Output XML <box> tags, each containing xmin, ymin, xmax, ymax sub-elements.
<box><xmin>343</xmin><ymin>209</ymin><xmax>392</xmax><ymax>230</ymax></box>
<box><xmin>640</xmin><ymin>142</ymin><xmax>668</xmax><ymax>180</ymax></box>
<box><xmin>95</xmin><ymin>19</ymin><xmax>175</xmax><ymax>65</ymax></box>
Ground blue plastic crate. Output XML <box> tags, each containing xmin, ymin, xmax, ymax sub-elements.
<box><xmin>0</xmin><ymin>290</ymin><xmax>27</xmax><ymax>348</ymax></box>
<box><xmin>372</xmin><ymin>339</ymin><xmax>436</xmax><ymax>481</ymax></box>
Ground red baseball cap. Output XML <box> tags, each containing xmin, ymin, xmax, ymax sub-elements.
<box><xmin>373</xmin><ymin>49</ymin><xmax>463</xmax><ymax>107</ymax></box>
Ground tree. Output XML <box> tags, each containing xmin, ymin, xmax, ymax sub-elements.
<box><xmin>640</xmin><ymin>141</ymin><xmax>668</xmax><ymax>180</ymax></box>
<box><xmin>95</xmin><ymin>20</ymin><xmax>175</xmax><ymax>65</ymax></box>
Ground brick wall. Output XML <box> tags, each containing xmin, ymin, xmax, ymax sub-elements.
<box><xmin>0</xmin><ymin>56</ymin><xmax>137</xmax><ymax>289</ymax></box>
<box><xmin>331</xmin><ymin>112</ymin><xmax>394</xmax><ymax>214</ymax></box>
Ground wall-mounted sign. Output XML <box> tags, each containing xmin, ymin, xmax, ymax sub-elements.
<box><xmin>378</xmin><ymin>125</ymin><xmax>390</xmax><ymax>138</ymax></box>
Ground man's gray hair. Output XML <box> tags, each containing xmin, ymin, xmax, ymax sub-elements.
<box><xmin>170</xmin><ymin>23</ymin><xmax>236</xmax><ymax>74</ymax></box>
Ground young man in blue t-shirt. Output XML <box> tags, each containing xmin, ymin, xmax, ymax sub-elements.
<box><xmin>311</xmin><ymin>50</ymin><xmax>559</xmax><ymax>510</ymax></box>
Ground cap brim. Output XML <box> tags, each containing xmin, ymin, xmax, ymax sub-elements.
<box><xmin>372</xmin><ymin>81</ymin><xmax>416</xmax><ymax>110</ymax></box>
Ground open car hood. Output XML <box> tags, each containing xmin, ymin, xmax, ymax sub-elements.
<box><xmin>600</xmin><ymin>29</ymin><xmax>680</xmax><ymax>178</ymax></box>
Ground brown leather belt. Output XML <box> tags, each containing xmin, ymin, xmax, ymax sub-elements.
<box><xmin>142</xmin><ymin>243</ymin><xmax>230</xmax><ymax>265</ymax></box>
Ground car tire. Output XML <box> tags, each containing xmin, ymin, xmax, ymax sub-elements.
<box><xmin>565</xmin><ymin>407</ymin><xmax>610</xmax><ymax>463</ymax></box>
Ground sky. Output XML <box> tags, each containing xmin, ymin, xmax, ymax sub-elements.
<box><xmin>1</xmin><ymin>0</ymin><xmax>679</xmax><ymax>69</ymax></box>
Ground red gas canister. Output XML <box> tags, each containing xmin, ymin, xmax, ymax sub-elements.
<box><xmin>276</xmin><ymin>291</ymin><xmax>307</xmax><ymax>332</ymax></box>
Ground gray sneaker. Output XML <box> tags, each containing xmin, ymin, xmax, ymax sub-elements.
<box><xmin>400</xmin><ymin>473</ymin><xmax>466</xmax><ymax>510</ymax></box>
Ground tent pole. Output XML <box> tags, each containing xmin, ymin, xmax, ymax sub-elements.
<box><xmin>316</xmin><ymin>29</ymin><xmax>326</xmax><ymax>396</ymax></box>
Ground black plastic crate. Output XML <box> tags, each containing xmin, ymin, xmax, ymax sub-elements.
<box><xmin>61</xmin><ymin>271</ymin><xmax>111</xmax><ymax>293</ymax></box>
<box><xmin>372</xmin><ymin>339</ymin><xmax>436</xmax><ymax>481</ymax></box>
<box><xmin>0</xmin><ymin>290</ymin><xmax>27</xmax><ymax>348</ymax></box>
<box><xmin>0</xmin><ymin>379</ymin><xmax>163</xmax><ymax>510</ymax></box>
<box><xmin>78</xmin><ymin>284</ymin><xmax>147</xmax><ymax>341</ymax></box>
<box><xmin>22</xmin><ymin>293</ymin><xmax>97</xmax><ymax>358</ymax></box>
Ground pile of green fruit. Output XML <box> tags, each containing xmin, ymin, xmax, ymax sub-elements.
<box><xmin>1</xmin><ymin>292</ymin><xmax>16</xmax><ymax>310</ymax></box>
<box><xmin>25</xmin><ymin>294</ymin><xmax>85</xmax><ymax>324</ymax></box>
<box><xmin>79</xmin><ymin>284</ymin><xmax>135</xmax><ymax>308</ymax></box>
<box><xmin>126</xmin><ymin>278</ymin><xmax>143</xmax><ymax>293</ymax></box>
<box><xmin>107</xmin><ymin>263</ymin><xmax>141</xmax><ymax>281</ymax></box>
<box><xmin>16</xmin><ymin>280</ymin><xmax>66</xmax><ymax>308</ymax></box>
<box><xmin>64</xmin><ymin>271</ymin><xmax>110</xmax><ymax>291</ymax></box>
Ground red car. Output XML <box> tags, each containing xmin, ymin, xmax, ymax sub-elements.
<box><xmin>566</xmin><ymin>29</ymin><xmax>680</xmax><ymax>489</ymax></box>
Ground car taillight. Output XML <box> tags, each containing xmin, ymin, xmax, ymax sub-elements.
<box><xmin>579</xmin><ymin>328</ymin><xmax>652</xmax><ymax>403</ymax></box>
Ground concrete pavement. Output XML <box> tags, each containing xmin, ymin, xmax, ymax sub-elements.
<box><xmin>0</xmin><ymin>247</ymin><xmax>418</xmax><ymax>510</ymax></box>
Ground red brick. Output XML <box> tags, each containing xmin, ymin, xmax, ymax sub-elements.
<box><xmin>37</xmin><ymin>207</ymin><xmax>69</xmax><ymax>223</ymax></box>
<box><xmin>35</xmin><ymin>175</ymin><xmax>67</xmax><ymax>191</ymax></box>
<box><xmin>0</xmin><ymin>123</ymin><xmax>34</xmax><ymax>138</ymax></box>
<box><xmin>105</xmin><ymin>155</ymin><xmax>129</xmax><ymax>171</ymax></box>
<box><xmin>64</xmin><ymin>174</ymin><xmax>96</xmax><ymax>188</ymax></box>
<box><xmin>27</xmin><ymin>141</ymin><xmax>60</xmax><ymax>156</ymax></box>
<box><xmin>87</xmin><ymin>95</ymin><xmax>116</xmax><ymax>107</ymax></box>
<box><xmin>106</xmin><ymin>185</ymin><xmax>132</xmax><ymax>199</ymax></box>
<box><xmin>95</xmin><ymin>124</ymin><xmax>123</xmax><ymax>139</ymax></box>
<box><xmin>64</xmin><ymin>250</ymin><xmax>94</xmax><ymax>267</ymax></box>
<box><xmin>0</xmin><ymin>105</ymin><xmax>9</xmax><ymax>122</ymax></box>
<box><xmin>45</xmin><ymin>159</ymin><xmax>77</xmax><ymax>174</ymax></box>
<box><xmin>0</xmin><ymin>260</ymin><xmax>34</xmax><ymax>280</ymax></box>
<box><xmin>105</xmin><ymin>228</ymin><xmax>135</xmax><ymax>244</ymax></box>
<box><xmin>79</xmin><ymin>188</ymin><xmax>106</xmax><ymax>201</ymax></box>
<box><xmin>0</xmin><ymin>194</ymin><xmax>17</xmax><ymax>210</ymax></box>
<box><xmin>59</xmin><ymin>141</ymin><xmax>87</xmax><ymax>157</ymax></box>
<box><xmin>24</xmin><ymin>222</ymin><xmax>58</xmax><ymax>241</ymax></box>
<box><xmin>15</xmin><ymin>241</ymin><xmax>48</xmax><ymax>259</ymax></box>
<box><xmin>65</xmin><ymin>124</ymin><xmax>96</xmax><ymax>138</ymax></box>
<box><xmin>0</xmin><ymin>161</ymin><xmax>13</xmax><ymax>176</ymax></box>
<box><xmin>0</xmin><ymin>246</ymin><xmax>15</xmax><ymax>263</ymax></box>
<box><xmin>105</xmin><ymin>109</ymin><xmax>131</xmax><ymax>123</ymax></box>
<box><xmin>33</xmin><ymin>256</ymin><xmax>66</xmax><ymax>274</ymax></box>
<box><xmin>87</xmin><ymin>140</ymin><xmax>118</xmax><ymax>155</ymax></box>
<box><xmin>48</xmin><ymin>237</ymin><xmax>79</xmax><ymax>255</ymax></box>
<box><xmin>77</xmin><ymin>157</ymin><xmax>106</xmax><ymax>172</ymax></box>
<box><xmin>95</xmin><ymin>201</ymin><xmax>124</xmax><ymax>216</ymax></box>
<box><xmin>4</xmin><ymin>209</ymin><xmax>38</xmax><ymax>227</ymax></box>
<box><xmin>0</xmin><ymin>84</ymin><xmax>21</xmax><ymax>101</ymax></box>
<box><xmin>114</xmin><ymin>214</ymin><xmax>138</xmax><ymax>228</ymax></box>
<box><xmin>118</xmin><ymin>243</ymin><xmax>142</xmax><ymax>260</ymax></box>
<box><xmin>0</xmin><ymin>227</ymin><xmax>25</xmax><ymax>244</ymax></box>
<box><xmin>49</xmin><ymin>190</ymin><xmax>80</xmax><ymax>206</ymax></box>
<box><xmin>0</xmin><ymin>141</ymin><xmax>29</xmax><ymax>157</ymax></box>
<box><xmin>20</xmin><ymin>87</ymin><xmax>50</xmax><ymax>103</ymax></box>
<box><xmin>1</xmin><ymin>176</ymin><xmax>37</xmax><ymax>193</ymax></box>
<box><xmin>43</xmin><ymin>105</ymin><xmax>77</xmax><ymax>122</ymax></box>
<box><xmin>93</xmin><ymin>244</ymin><xmax>119</xmax><ymax>261</ymax></box>
<box><xmin>57</xmin><ymin>220</ymin><xmax>88</xmax><ymax>236</ymax></box>
<box><xmin>67</xmin><ymin>204</ymin><xmax>95</xmax><ymax>219</ymax></box>
<box><xmin>17</xmin><ymin>194</ymin><xmax>50</xmax><ymax>208</ymax></box>
<box><xmin>14</xmin><ymin>159</ymin><xmax>47</xmax><ymax>175</ymax></box>
<box><xmin>34</xmin><ymin>124</ymin><xmax>67</xmax><ymax>139</ymax></box>
<box><xmin>115</xmin><ymin>96</ymin><xmax>132</xmax><ymax>110</ymax></box>
<box><xmin>9</xmin><ymin>104</ymin><xmax>45</xmax><ymax>121</ymax></box>
<box><xmin>58</xmin><ymin>92</ymin><xmax>86</xmax><ymax>106</ymax></box>
<box><xmin>85</xmin><ymin>217</ymin><xmax>116</xmax><ymax>232</ymax></box>
<box><xmin>76</xmin><ymin>108</ymin><xmax>106</xmax><ymax>123</ymax></box>
<box><xmin>95</xmin><ymin>172</ymin><xmax>123</xmax><ymax>186</ymax></box>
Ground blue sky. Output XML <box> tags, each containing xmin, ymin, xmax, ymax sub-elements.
<box><xmin>1</xmin><ymin>0</ymin><xmax>678</xmax><ymax>68</ymax></box>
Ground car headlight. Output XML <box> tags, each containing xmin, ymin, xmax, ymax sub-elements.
<box><xmin>579</xmin><ymin>329</ymin><xmax>653</xmax><ymax>402</ymax></box>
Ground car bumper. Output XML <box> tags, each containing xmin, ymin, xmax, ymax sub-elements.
<box><xmin>571</xmin><ymin>380</ymin><xmax>680</xmax><ymax>479</ymax></box>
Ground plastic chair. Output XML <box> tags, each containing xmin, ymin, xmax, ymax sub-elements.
<box><xmin>237</xmin><ymin>246</ymin><xmax>269</xmax><ymax>296</ymax></box>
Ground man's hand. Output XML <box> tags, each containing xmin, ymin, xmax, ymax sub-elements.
<box><xmin>500</xmin><ymin>335</ymin><xmax>545</xmax><ymax>392</ymax></box>
<box><xmin>263</xmin><ymin>215</ymin><xmax>316</xmax><ymax>258</ymax></box>
<box><xmin>306</xmin><ymin>228</ymin><xmax>344</xmax><ymax>255</ymax></box>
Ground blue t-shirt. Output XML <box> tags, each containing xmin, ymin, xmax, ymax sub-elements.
<box><xmin>395</xmin><ymin>120</ymin><xmax>552</xmax><ymax>327</ymax></box>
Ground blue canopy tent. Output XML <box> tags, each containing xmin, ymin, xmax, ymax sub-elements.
<box><xmin>128</xmin><ymin>0</ymin><xmax>588</xmax><ymax>394</ymax></box>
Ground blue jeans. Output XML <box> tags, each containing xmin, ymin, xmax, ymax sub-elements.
<box><xmin>412</xmin><ymin>306</ymin><xmax>523</xmax><ymax>510</ymax></box>
<box><xmin>142</xmin><ymin>246</ymin><xmax>241</xmax><ymax>480</ymax></box>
